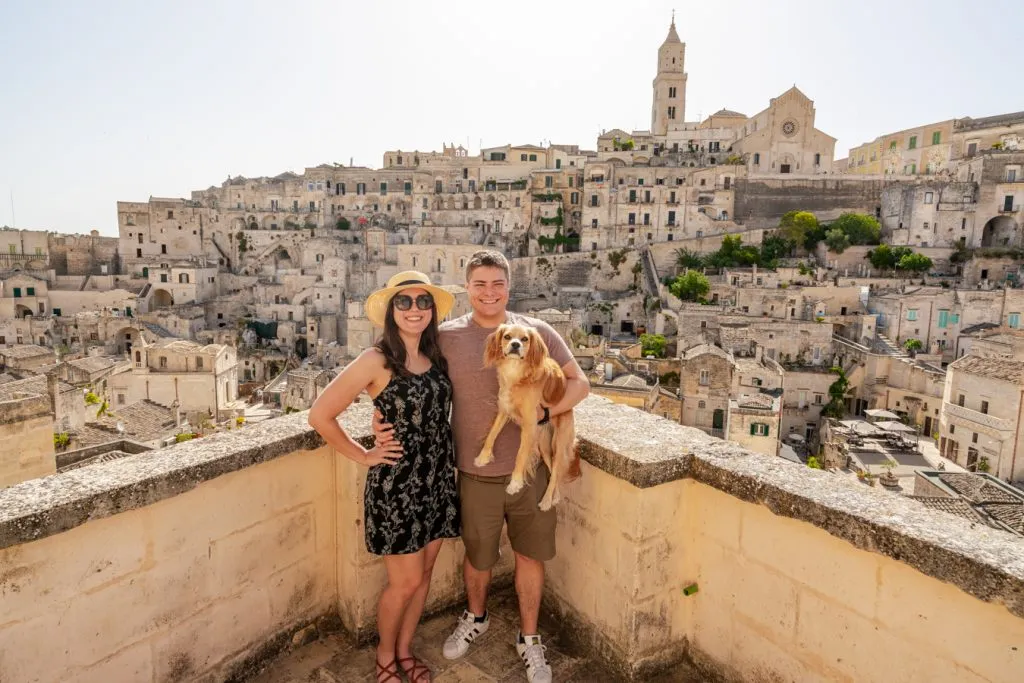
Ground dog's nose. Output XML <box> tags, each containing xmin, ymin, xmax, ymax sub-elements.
<box><xmin>510</xmin><ymin>340</ymin><xmax>521</xmax><ymax>348</ymax></box>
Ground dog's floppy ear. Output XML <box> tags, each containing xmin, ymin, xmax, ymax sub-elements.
<box><xmin>483</xmin><ymin>326</ymin><xmax>505</xmax><ymax>367</ymax></box>
<box><xmin>524</xmin><ymin>327</ymin><xmax>549</xmax><ymax>369</ymax></box>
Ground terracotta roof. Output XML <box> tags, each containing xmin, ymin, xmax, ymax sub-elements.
<box><xmin>71</xmin><ymin>400</ymin><xmax>177</xmax><ymax>447</ymax></box>
<box><xmin>909</xmin><ymin>496</ymin><xmax>982</xmax><ymax>523</ymax></box>
<box><xmin>951</xmin><ymin>355</ymin><xmax>1024</xmax><ymax>384</ymax></box>
<box><xmin>0</xmin><ymin>374</ymin><xmax>75</xmax><ymax>401</ymax></box>
<box><xmin>0</xmin><ymin>345</ymin><xmax>54</xmax><ymax>359</ymax></box>
<box><xmin>59</xmin><ymin>450</ymin><xmax>134</xmax><ymax>473</ymax></box>
<box><xmin>736</xmin><ymin>394</ymin><xmax>774</xmax><ymax>409</ymax></box>
<box><xmin>984</xmin><ymin>503</ymin><xmax>1024</xmax><ymax>534</ymax></box>
<box><xmin>68</xmin><ymin>356</ymin><xmax>120</xmax><ymax>374</ymax></box>
<box><xmin>939</xmin><ymin>473</ymin><xmax>1023</xmax><ymax>504</ymax></box>
<box><xmin>609</xmin><ymin>374</ymin><xmax>650</xmax><ymax>389</ymax></box>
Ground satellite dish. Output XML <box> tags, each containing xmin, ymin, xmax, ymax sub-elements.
<box><xmin>116</xmin><ymin>422</ymin><xmax>125</xmax><ymax>434</ymax></box>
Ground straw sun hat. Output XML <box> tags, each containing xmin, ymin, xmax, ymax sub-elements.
<box><xmin>365</xmin><ymin>271</ymin><xmax>455</xmax><ymax>328</ymax></box>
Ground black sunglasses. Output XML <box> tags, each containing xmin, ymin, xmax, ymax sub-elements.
<box><xmin>393</xmin><ymin>293</ymin><xmax>434</xmax><ymax>311</ymax></box>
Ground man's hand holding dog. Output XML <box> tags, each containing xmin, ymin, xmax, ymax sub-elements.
<box><xmin>372</xmin><ymin>409</ymin><xmax>402</xmax><ymax>453</ymax></box>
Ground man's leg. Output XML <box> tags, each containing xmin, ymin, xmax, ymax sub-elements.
<box><xmin>506</xmin><ymin>465</ymin><xmax>556</xmax><ymax>683</ymax></box>
<box><xmin>464</xmin><ymin>553</ymin><xmax>491</xmax><ymax>616</ymax></box>
<box><xmin>444</xmin><ymin>473</ymin><xmax>504</xmax><ymax>660</ymax></box>
<box><xmin>513</xmin><ymin>551</ymin><xmax>544</xmax><ymax>635</ymax></box>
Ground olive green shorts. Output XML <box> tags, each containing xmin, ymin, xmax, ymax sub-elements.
<box><xmin>458</xmin><ymin>466</ymin><xmax>557</xmax><ymax>570</ymax></box>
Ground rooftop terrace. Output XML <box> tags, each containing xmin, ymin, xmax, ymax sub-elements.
<box><xmin>0</xmin><ymin>397</ymin><xmax>1022</xmax><ymax>682</ymax></box>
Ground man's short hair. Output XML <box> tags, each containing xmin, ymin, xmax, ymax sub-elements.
<box><xmin>465</xmin><ymin>250</ymin><xmax>510</xmax><ymax>282</ymax></box>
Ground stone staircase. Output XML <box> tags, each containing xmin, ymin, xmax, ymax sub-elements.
<box><xmin>875</xmin><ymin>333</ymin><xmax>908</xmax><ymax>357</ymax></box>
<box><xmin>639</xmin><ymin>246</ymin><xmax>661</xmax><ymax>297</ymax></box>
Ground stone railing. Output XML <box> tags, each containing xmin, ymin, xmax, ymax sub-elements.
<box><xmin>944</xmin><ymin>400</ymin><xmax>1015</xmax><ymax>433</ymax></box>
<box><xmin>1</xmin><ymin>397</ymin><xmax>1022</xmax><ymax>682</ymax></box>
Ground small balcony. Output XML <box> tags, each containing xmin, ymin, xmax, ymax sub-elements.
<box><xmin>943</xmin><ymin>400</ymin><xmax>1014</xmax><ymax>432</ymax></box>
<box><xmin>0</xmin><ymin>398</ymin><xmax>1021</xmax><ymax>682</ymax></box>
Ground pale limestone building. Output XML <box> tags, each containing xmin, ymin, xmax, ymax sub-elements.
<box><xmin>847</xmin><ymin>111</ymin><xmax>1024</xmax><ymax>177</ymax></box>
<box><xmin>108</xmin><ymin>339</ymin><xmax>239</xmax><ymax>422</ymax></box>
<box><xmin>678</xmin><ymin>342</ymin><xmax>784</xmax><ymax>450</ymax></box>
<box><xmin>881</xmin><ymin>150</ymin><xmax>1024</xmax><ymax>248</ymax></box>
<box><xmin>0</xmin><ymin>391</ymin><xmax>55</xmax><ymax>488</ymax></box>
<box><xmin>940</xmin><ymin>354</ymin><xmax>1024</xmax><ymax>482</ymax></box>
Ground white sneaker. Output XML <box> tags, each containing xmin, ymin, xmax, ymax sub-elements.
<box><xmin>516</xmin><ymin>633</ymin><xmax>552</xmax><ymax>683</ymax></box>
<box><xmin>442</xmin><ymin>610</ymin><xmax>490</xmax><ymax>660</ymax></box>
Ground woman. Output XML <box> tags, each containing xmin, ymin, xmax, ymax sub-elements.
<box><xmin>309</xmin><ymin>271</ymin><xmax>460</xmax><ymax>683</ymax></box>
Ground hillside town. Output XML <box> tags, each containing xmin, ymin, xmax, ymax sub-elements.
<box><xmin>2</xmin><ymin>19</ymin><xmax>1023</xmax><ymax>536</ymax></box>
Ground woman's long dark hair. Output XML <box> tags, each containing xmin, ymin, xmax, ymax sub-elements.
<box><xmin>374</xmin><ymin>294</ymin><xmax>449</xmax><ymax>377</ymax></box>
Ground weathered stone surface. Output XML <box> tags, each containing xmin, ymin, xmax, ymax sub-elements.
<box><xmin>0</xmin><ymin>405</ymin><xmax>369</xmax><ymax>549</ymax></box>
<box><xmin>2</xmin><ymin>394</ymin><xmax>1023</xmax><ymax>629</ymax></box>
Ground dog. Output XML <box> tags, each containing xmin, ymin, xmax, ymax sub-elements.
<box><xmin>474</xmin><ymin>323</ymin><xmax>580</xmax><ymax>510</ymax></box>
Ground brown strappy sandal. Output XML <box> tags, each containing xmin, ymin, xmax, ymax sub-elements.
<box><xmin>376</xmin><ymin>656</ymin><xmax>402</xmax><ymax>682</ymax></box>
<box><xmin>397</xmin><ymin>655</ymin><xmax>432</xmax><ymax>682</ymax></box>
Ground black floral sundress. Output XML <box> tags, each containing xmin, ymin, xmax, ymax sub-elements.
<box><xmin>365</xmin><ymin>364</ymin><xmax>460</xmax><ymax>555</ymax></box>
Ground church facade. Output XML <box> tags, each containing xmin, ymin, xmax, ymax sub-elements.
<box><xmin>599</xmin><ymin>19</ymin><xmax>837</xmax><ymax>177</ymax></box>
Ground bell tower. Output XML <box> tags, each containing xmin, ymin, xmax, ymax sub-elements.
<box><xmin>651</xmin><ymin>13</ymin><xmax>687</xmax><ymax>136</ymax></box>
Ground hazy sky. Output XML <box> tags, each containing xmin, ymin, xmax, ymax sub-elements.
<box><xmin>1</xmin><ymin>0</ymin><xmax>1021</xmax><ymax>236</ymax></box>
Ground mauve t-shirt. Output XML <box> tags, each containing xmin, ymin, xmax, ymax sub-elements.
<box><xmin>439</xmin><ymin>312</ymin><xmax>574</xmax><ymax>477</ymax></box>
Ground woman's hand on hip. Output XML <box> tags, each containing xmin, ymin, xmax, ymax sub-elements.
<box><xmin>363</xmin><ymin>441</ymin><xmax>403</xmax><ymax>467</ymax></box>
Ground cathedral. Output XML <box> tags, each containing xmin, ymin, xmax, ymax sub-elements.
<box><xmin>601</xmin><ymin>18</ymin><xmax>837</xmax><ymax>176</ymax></box>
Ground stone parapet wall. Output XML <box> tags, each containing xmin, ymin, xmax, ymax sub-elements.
<box><xmin>0</xmin><ymin>393</ymin><xmax>56</xmax><ymax>488</ymax></box>
<box><xmin>0</xmin><ymin>398</ymin><xmax>1022</xmax><ymax>682</ymax></box>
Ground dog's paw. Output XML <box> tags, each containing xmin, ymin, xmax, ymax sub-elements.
<box><xmin>505</xmin><ymin>478</ymin><xmax>524</xmax><ymax>496</ymax></box>
<box><xmin>538</xmin><ymin>497</ymin><xmax>553</xmax><ymax>511</ymax></box>
<box><xmin>474</xmin><ymin>450</ymin><xmax>494</xmax><ymax>468</ymax></box>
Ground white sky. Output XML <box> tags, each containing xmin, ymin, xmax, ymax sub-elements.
<box><xmin>1</xmin><ymin>0</ymin><xmax>1021</xmax><ymax>235</ymax></box>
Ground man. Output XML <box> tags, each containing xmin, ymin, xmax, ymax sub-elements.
<box><xmin>376</xmin><ymin>250</ymin><xmax>589</xmax><ymax>682</ymax></box>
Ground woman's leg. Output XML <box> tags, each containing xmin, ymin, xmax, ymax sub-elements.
<box><xmin>396</xmin><ymin>538</ymin><xmax>444</xmax><ymax>659</ymax></box>
<box><xmin>377</xmin><ymin>549</ymin><xmax>427</xmax><ymax>667</ymax></box>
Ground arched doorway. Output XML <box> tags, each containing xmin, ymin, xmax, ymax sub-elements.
<box><xmin>114</xmin><ymin>327</ymin><xmax>138</xmax><ymax>354</ymax></box>
<box><xmin>981</xmin><ymin>215</ymin><xmax>1019</xmax><ymax>247</ymax></box>
<box><xmin>152</xmin><ymin>289</ymin><xmax>173</xmax><ymax>309</ymax></box>
<box><xmin>14</xmin><ymin>304</ymin><xmax>32</xmax><ymax>319</ymax></box>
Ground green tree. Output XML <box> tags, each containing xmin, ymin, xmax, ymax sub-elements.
<box><xmin>897</xmin><ymin>252</ymin><xmax>933</xmax><ymax>273</ymax></box>
<box><xmin>903</xmin><ymin>338</ymin><xmax>923</xmax><ymax>353</ymax></box>
<box><xmin>640</xmin><ymin>333</ymin><xmax>667</xmax><ymax>358</ymax></box>
<box><xmin>867</xmin><ymin>244</ymin><xmax>912</xmax><ymax>270</ymax></box>
<box><xmin>336</xmin><ymin>217</ymin><xmax>351</xmax><ymax>230</ymax></box>
<box><xmin>777</xmin><ymin>210</ymin><xmax>819</xmax><ymax>249</ymax></box>
<box><xmin>821</xmin><ymin>367</ymin><xmax>850</xmax><ymax>419</ymax></box>
<box><xmin>706</xmin><ymin>234</ymin><xmax>759</xmax><ymax>267</ymax></box>
<box><xmin>674</xmin><ymin>247</ymin><xmax>704</xmax><ymax>270</ymax></box>
<box><xmin>824</xmin><ymin>228</ymin><xmax>851</xmax><ymax>254</ymax></box>
<box><xmin>759</xmin><ymin>232</ymin><xmax>792</xmax><ymax>266</ymax></box>
<box><xmin>669</xmin><ymin>271</ymin><xmax>711</xmax><ymax>302</ymax></box>
<box><xmin>829</xmin><ymin>212</ymin><xmax>881</xmax><ymax>245</ymax></box>
<box><xmin>806</xmin><ymin>456</ymin><xmax>823</xmax><ymax>470</ymax></box>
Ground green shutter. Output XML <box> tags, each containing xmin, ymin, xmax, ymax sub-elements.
<box><xmin>26</xmin><ymin>287</ymin><xmax>34</xmax><ymax>296</ymax></box>
<box><xmin>938</xmin><ymin>310</ymin><xmax>949</xmax><ymax>329</ymax></box>
<box><xmin>932</xmin><ymin>131</ymin><xmax>941</xmax><ymax>145</ymax></box>
<box><xmin>12</xmin><ymin>287</ymin><xmax>20</xmax><ymax>298</ymax></box>
<box><xmin>750</xmin><ymin>423</ymin><xmax>757</xmax><ymax>436</ymax></box>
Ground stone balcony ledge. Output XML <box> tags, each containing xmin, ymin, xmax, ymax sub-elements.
<box><xmin>1</xmin><ymin>397</ymin><xmax>1023</xmax><ymax>682</ymax></box>
<box><xmin>4</xmin><ymin>397</ymin><xmax>1021</xmax><ymax>619</ymax></box>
